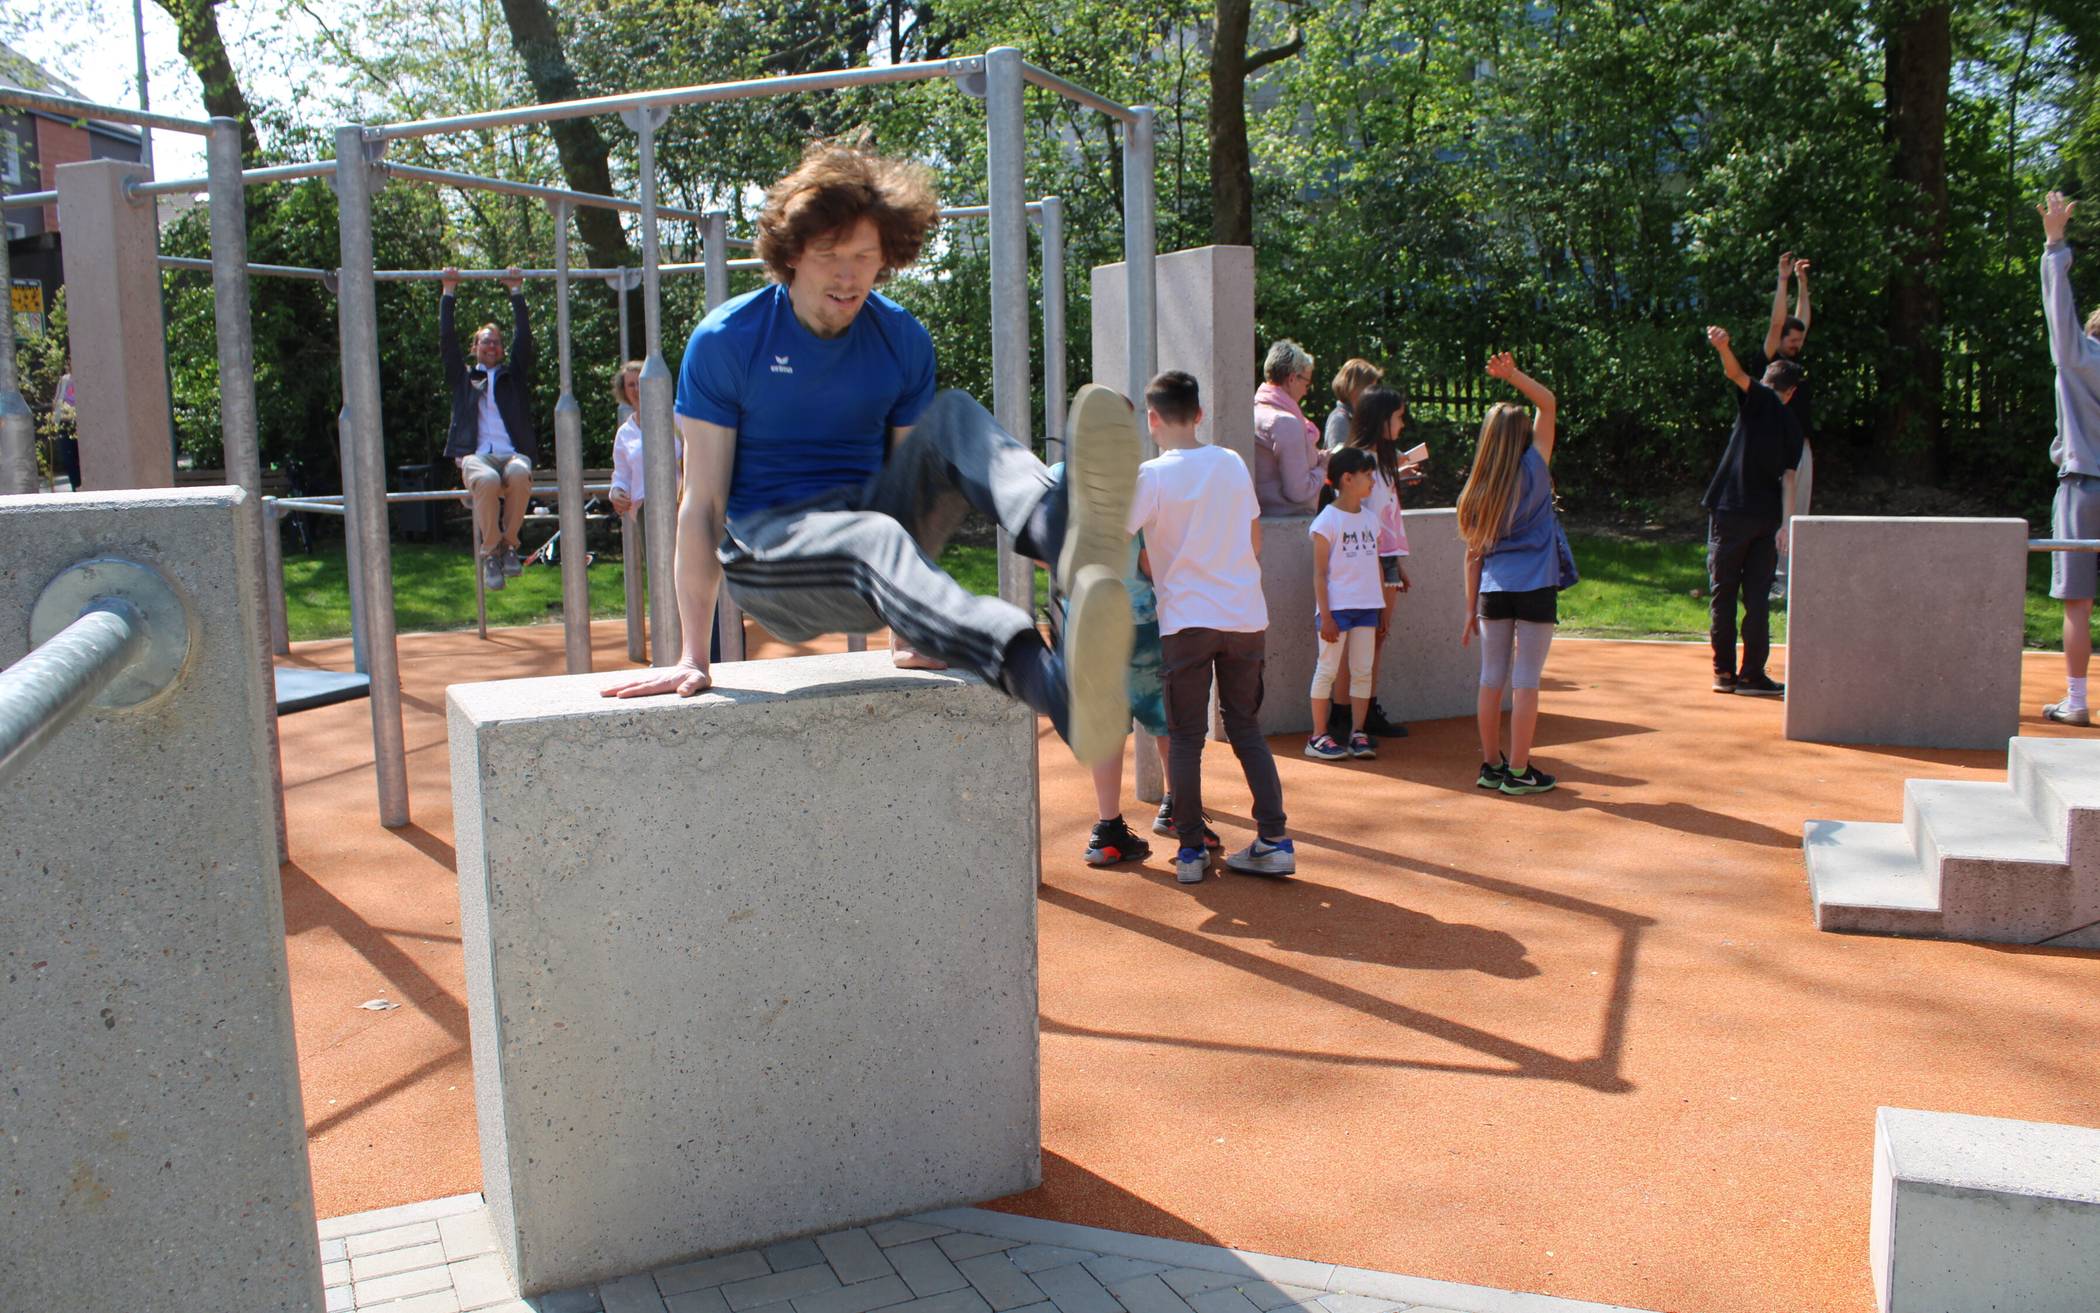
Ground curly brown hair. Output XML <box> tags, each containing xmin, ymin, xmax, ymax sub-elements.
<box><xmin>754</xmin><ymin>140</ymin><xmax>940</xmax><ymax>285</ymax></box>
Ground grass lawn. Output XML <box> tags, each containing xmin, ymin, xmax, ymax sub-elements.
<box><xmin>280</xmin><ymin>534</ymin><xmax>2071</xmax><ymax>650</ymax></box>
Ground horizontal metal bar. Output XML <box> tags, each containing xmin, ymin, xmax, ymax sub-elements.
<box><xmin>159</xmin><ymin>255</ymin><xmax>333</xmax><ymax>282</ymax></box>
<box><xmin>129</xmin><ymin>159</ymin><xmax>339</xmax><ymax>197</ymax></box>
<box><xmin>382</xmin><ymin>161</ymin><xmax>713</xmax><ymax>224</ymax></box>
<box><xmin>0</xmin><ymin>602</ymin><xmax>143</xmax><ymax>790</ymax></box>
<box><xmin>939</xmin><ymin>202</ymin><xmax>1045</xmax><ymax>220</ymax></box>
<box><xmin>280</xmin><ymin>484</ymin><xmax>612</xmax><ymax>506</ymax></box>
<box><xmin>269</xmin><ymin>499</ymin><xmax>349</xmax><ymax>514</ymax></box>
<box><xmin>0</xmin><ymin>86</ymin><xmax>213</xmax><ymax>135</ymax></box>
<box><xmin>2031</xmin><ymin>540</ymin><xmax>2100</xmax><ymax>552</ymax></box>
<box><xmin>1</xmin><ymin>190</ymin><xmax>57</xmax><ymax>208</ymax></box>
<box><xmin>1020</xmin><ymin>63</ymin><xmax>1137</xmax><ymax>122</ymax></box>
<box><xmin>370</xmin><ymin>58</ymin><xmax>974</xmax><ymax>143</ymax></box>
<box><xmin>373</xmin><ymin>265</ymin><xmax>706</xmax><ymax>282</ymax></box>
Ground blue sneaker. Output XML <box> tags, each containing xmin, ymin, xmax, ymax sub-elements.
<box><xmin>1304</xmin><ymin>734</ymin><xmax>1347</xmax><ymax>761</ymax></box>
<box><xmin>1226</xmin><ymin>837</ymin><xmax>1296</xmax><ymax>877</ymax></box>
<box><xmin>1175</xmin><ymin>845</ymin><xmax>1209</xmax><ymax>885</ymax></box>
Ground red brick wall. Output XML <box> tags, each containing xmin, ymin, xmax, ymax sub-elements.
<box><xmin>34</xmin><ymin>118</ymin><xmax>90</xmax><ymax>231</ymax></box>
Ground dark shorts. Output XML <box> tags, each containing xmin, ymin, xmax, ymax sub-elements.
<box><xmin>1480</xmin><ymin>586</ymin><xmax>1558</xmax><ymax>624</ymax></box>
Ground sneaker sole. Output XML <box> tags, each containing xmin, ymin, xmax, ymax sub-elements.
<box><xmin>1056</xmin><ymin>384</ymin><xmax>1142</xmax><ymax>597</ymax></box>
<box><xmin>1303</xmin><ymin>745</ymin><xmax>1346</xmax><ymax>760</ymax></box>
<box><xmin>1733</xmin><ymin>688</ymin><xmax>1784</xmax><ymax>698</ymax></box>
<box><xmin>1500</xmin><ymin>781</ymin><xmax>1557</xmax><ymax>796</ymax></box>
<box><xmin>1064</xmin><ymin>564</ymin><xmax>1135</xmax><ymax>767</ymax></box>
<box><xmin>1084</xmin><ymin>849</ymin><xmax>1148</xmax><ymax>867</ymax></box>
<box><xmin>1176</xmin><ymin>865</ymin><xmax>1207</xmax><ymax>885</ymax></box>
<box><xmin>1226</xmin><ymin>858</ymin><xmax>1296</xmax><ymax>877</ymax></box>
<box><xmin>1349</xmin><ymin>748</ymin><xmax>1377</xmax><ymax>759</ymax></box>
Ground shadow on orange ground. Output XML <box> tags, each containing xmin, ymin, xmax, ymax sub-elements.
<box><xmin>277</xmin><ymin>619</ymin><xmax>2100</xmax><ymax>1313</ymax></box>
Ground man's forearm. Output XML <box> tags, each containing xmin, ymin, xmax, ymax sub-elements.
<box><xmin>1782</xmin><ymin>469</ymin><xmax>1797</xmax><ymax>523</ymax></box>
<box><xmin>673</xmin><ymin>497</ymin><xmax>723</xmax><ymax>669</ymax></box>
<box><xmin>1795</xmin><ymin>274</ymin><xmax>1811</xmax><ymax>332</ymax></box>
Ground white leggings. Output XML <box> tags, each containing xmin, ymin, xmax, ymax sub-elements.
<box><xmin>1479</xmin><ymin>619</ymin><xmax>1555</xmax><ymax>691</ymax></box>
<box><xmin>1311</xmin><ymin>625</ymin><xmax>1377</xmax><ymax>700</ymax></box>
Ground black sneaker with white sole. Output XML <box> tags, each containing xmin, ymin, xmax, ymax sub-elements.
<box><xmin>1153</xmin><ymin>796</ymin><xmax>1222</xmax><ymax>850</ymax></box>
<box><xmin>1499</xmin><ymin>765</ymin><xmax>1557</xmax><ymax>796</ymax></box>
<box><xmin>1734</xmin><ymin>673</ymin><xmax>1785</xmax><ymax>697</ymax></box>
<box><xmin>1056</xmin><ymin>385</ymin><xmax>1141</xmax><ymax>767</ymax></box>
<box><xmin>1084</xmin><ymin>816</ymin><xmax>1152</xmax><ymax>866</ymax></box>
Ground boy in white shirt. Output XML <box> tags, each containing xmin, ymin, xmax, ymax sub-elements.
<box><xmin>1127</xmin><ymin>371</ymin><xmax>1294</xmax><ymax>884</ymax></box>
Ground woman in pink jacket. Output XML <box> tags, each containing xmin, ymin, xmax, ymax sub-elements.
<box><xmin>1253</xmin><ymin>339</ymin><xmax>1327</xmax><ymax>514</ymax></box>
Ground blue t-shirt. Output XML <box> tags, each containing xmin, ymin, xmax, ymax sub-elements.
<box><xmin>1479</xmin><ymin>446</ymin><xmax>1578</xmax><ymax>594</ymax></box>
<box><xmin>676</xmin><ymin>283</ymin><xmax>937</xmax><ymax>518</ymax></box>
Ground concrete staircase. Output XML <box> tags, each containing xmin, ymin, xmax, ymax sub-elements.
<box><xmin>1804</xmin><ymin>737</ymin><xmax>2100</xmax><ymax>947</ymax></box>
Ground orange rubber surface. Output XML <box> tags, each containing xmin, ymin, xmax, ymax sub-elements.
<box><xmin>279</xmin><ymin>622</ymin><xmax>2100</xmax><ymax>1313</ymax></box>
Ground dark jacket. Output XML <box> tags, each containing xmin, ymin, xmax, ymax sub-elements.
<box><xmin>442</xmin><ymin>292</ymin><xmax>538</xmax><ymax>461</ymax></box>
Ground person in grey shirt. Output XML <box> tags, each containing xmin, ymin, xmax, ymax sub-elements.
<box><xmin>1324</xmin><ymin>358</ymin><xmax>1384</xmax><ymax>451</ymax></box>
<box><xmin>2040</xmin><ymin>191</ymin><xmax>2100</xmax><ymax>726</ymax></box>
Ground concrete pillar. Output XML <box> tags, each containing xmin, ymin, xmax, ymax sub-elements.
<box><xmin>448</xmin><ymin>652</ymin><xmax>1042</xmax><ymax>1294</ymax></box>
<box><xmin>0</xmin><ymin>487</ymin><xmax>321</xmax><ymax>1313</ymax></box>
<box><xmin>54</xmin><ymin>160</ymin><xmax>173</xmax><ymax>490</ymax></box>
<box><xmin>1092</xmin><ymin>245</ymin><xmax>1255</xmax><ymax>463</ymax></box>
<box><xmin>1785</xmin><ymin>516</ymin><xmax>2028</xmax><ymax>749</ymax></box>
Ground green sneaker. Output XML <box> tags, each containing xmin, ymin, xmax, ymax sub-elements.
<box><xmin>1499</xmin><ymin>765</ymin><xmax>1558</xmax><ymax>796</ymax></box>
<box><xmin>1476</xmin><ymin>758</ymin><xmax>1509</xmax><ymax>789</ymax></box>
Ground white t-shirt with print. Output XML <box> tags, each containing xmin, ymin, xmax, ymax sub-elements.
<box><xmin>1308</xmin><ymin>503</ymin><xmax>1385</xmax><ymax>612</ymax></box>
<box><xmin>1126</xmin><ymin>444</ymin><xmax>1267</xmax><ymax>636</ymax></box>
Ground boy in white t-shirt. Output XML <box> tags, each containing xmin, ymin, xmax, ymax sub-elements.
<box><xmin>1306</xmin><ymin>446</ymin><xmax>1390</xmax><ymax>762</ymax></box>
<box><xmin>1126</xmin><ymin>371</ymin><xmax>1295</xmax><ymax>885</ymax></box>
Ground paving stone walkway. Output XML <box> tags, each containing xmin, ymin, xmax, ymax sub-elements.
<box><xmin>317</xmin><ymin>1196</ymin><xmax>1657</xmax><ymax>1313</ymax></box>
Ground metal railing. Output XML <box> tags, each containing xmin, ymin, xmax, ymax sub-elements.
<box><xmin>0</xmin><ymin>602</ymin><xmax>144</xmax><ymax>789</ymax></box>
<box><xmin>2031</xmin><ymin>540</ymin><xmax>2100</xmax><ymax>552</ymax></box>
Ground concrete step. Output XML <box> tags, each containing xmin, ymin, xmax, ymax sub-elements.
<box><xmin>1803</xmin><ymin>819</ymin><xmax>1945</xmax><ymax>936</ymax></box>
<box><xmin>1903</xmin><ymin>779</ymin><xmax>2066</xmax><ymax>872</ymax></box>
<box><xmin>2007</xmin><ymin>735</ymin><xmax>2100</xmax><ymax>860</ymax></box>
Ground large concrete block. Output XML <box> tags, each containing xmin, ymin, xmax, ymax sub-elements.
<box><xmin>448</xmin><ymin>652</ymin><xmax>1042</xmax><ymax>1294</ymax></box>
<box><xmin>1785</xmin><ymin>517</ymin><xmax>2028</xmax><ymax>749</ymax></box>
<box><xmin>54</xmin><ymin>160</ymin><xmax>174</xmax><ymax>490</ymax></box>
<box><xmin>1092</xmin><ymin>246</ymin><xmax>1255</xmax><ymax>462</ymax></box>
<box><xmin>0</xmin><ymin>489</ymin><xmax>320</xmax><ymax>1312</ymax></box>
<box><xmin>1872</xmin><ymin>1106</ymin><xmax>2100</xmax><ymax>1312</ymax></box>
<box><xmin>1214</xmin><ymin>507</ymin><xmax>1479</xmax><ymax>739</ymax></box>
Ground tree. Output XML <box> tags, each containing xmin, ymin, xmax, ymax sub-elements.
<box><xmin>1210</xmin><ymin>0</ymin><xmax>1302</xmax><ymax>247</ymax></box>
<box><xmin>492</xmin><ymin>0</ymin><xmax>628</xmax><ymax>273</ymax></box>
<box><xmin>1880</xmin><ymin>0</ymin><xmax>1952</xmax><ymax>475</ymax></box>
<box><xmin>150</xmin><ymin>0</ymin><xmax>262</xmax><ymax>161</ymax></box>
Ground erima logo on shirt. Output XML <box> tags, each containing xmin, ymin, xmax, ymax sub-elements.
<box><xmin>769</xmin><ymin>355</ymin><xmax>794</xmax><ymax>375</ymax></box>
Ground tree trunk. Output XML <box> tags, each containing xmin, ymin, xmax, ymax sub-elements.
<box><xmin>151</xmin><ymin>0</ymin><xmax>260</xmax><ymax>163</ymax></box>
<box><xmin>1209</xmin><ymin>0</ymin><xmax>1255</xmax><ymax>247</ymax></box>
<box><xmin>494</xmin><ymin>0</ymin><xmax>631</xmax><ymax>276</ymax></box>
<box><xmin>1879</xmin><ymin>0</ymin><xmax>1951</xmax><ymax>477</ymax></box>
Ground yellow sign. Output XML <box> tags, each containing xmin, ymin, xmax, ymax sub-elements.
<box><xmin>11</xmin><ymin>281</ymin><xmax>42</xmax><ymax>315</ymax></box>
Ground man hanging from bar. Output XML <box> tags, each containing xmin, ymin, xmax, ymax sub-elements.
<box><xmin>603</xmin><ymin>138</ymin><xmax>1140</xmax><ymax>768</ymax></box>
<box><xmin>441</xmin><ymin>266</ymin><xmax>537</xmax><ymax>592</ymax></box>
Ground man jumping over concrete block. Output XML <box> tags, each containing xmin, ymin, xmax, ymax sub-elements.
<box><xmin>2039</xmin><ymin>191</ymin><xmax>2100</xmax><ymax>727</ymax></box>
<box><xmin>603</xmin><ymin>140</ymin><xmax>1138</xmax><ymax>767</ymax></box>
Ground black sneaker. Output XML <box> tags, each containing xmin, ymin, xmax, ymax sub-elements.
<box><xmin>1084</xmin><ymin>816</ymin><xmax>1152</xmax><ymax>867</ymax></box>
<box><xmin>1363</xmin><ymin>699</ymin><xmax>1408</xmax><ymax>738</ymax></box>
<box><xmin>1153</xmin><ymin>796</ymin><xmax>1222</xmax><ymax>850</ymax></box>
<box><xmin>1500</xmin><ymin>765</ymin><xmax>1558</xmax><ymax>796</ymax></box>
<box><xmin>1712</xmin><ymin>672</ymin><xmax>1737</xmax><ymax>694</ymax></box>
<box><xmin>1325</xmin><ymin>703</ymin><xmax>1354</xmax><ymax>742</ymax></box>
<box><xmin>1734</xmin><ymin>673</ymin><xmax>1785</xmax><ymax>698</ymax></box>
<box><xmin>1476</xmin><ymin>758</ymin><xmax>1510</xmax><ymax>789</ymax></box>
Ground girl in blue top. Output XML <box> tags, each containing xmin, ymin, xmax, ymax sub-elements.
<box><xmin>1458</xmin><ymin>353</ymin><xmax>1576</xmax><ymax>796</ymax></box>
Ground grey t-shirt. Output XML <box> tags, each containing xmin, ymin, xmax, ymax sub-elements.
<box><xmin>2044</xmin><ymin>242</ymin><xmax>2100</xmax><ymax>478</ymax></box>
<box><xmin>1323</xmin><ymin>403</ymin><xmax>1352</xmax><ymax>451</ymax></box>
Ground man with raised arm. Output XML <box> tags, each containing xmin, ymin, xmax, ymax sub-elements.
<box><xmin>441</xmin><ymin>266</ymin><xmax>536</xmax><ymax>592</ymax></box>
<box><xmin>1751</xmin><ymin>252</ymin><xmax>1813</xmax><ymax>598</ymax></box>
<box><xmin>601</xmin><ymin>140</ymin><xmax>1139</xmax><ymax>768</ymax></box>
<box><xmin>2038</xmin><ymin>191</ymin><xmax>2100</xmax><ymax>726</ymax></box>
<box><xmin>1702</xmin><ymin>324</ymin><xmax>1805</xmax><ymax>699</ymax></box>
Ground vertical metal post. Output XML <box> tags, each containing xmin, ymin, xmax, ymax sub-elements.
<box><xmin>612</xmin><ymin>267</ymin><xmax>643</xmax><ymax>663</ymax></box>
<box><xmin>615</xmin><ymin>273</ymin><xmax>632</xmax><ymax>385</ymax></box>
<box><xmin>0</xmin><ymin>219</ymin><xmax>35</xmax><ymax>494</ymax></box>
<box><xmin>985</xmin><ymin>46</ymin><xmax>1032</xmax><ymax>613</ymax></box>
<box><xmin>703</xmin><ymin>208</ymin><xmax>745</xmax><ymax>663</ymax></box>
<box><xmin>629</xmin><ymin>108</ymin><xmax>681</xmax><ymax>667</ymax></box>
<box><xmin>1123</xmin><ymin>105</ymin><xmax>1158</xmax><ymax>453</ymax></box>
<box><xmin>130</xmin><ymin>0</ymin><xmax>154</xmax><ymax>174</ymax></box>
<box><xmin>261</xmin><ymin>498</ymin><xmax>290</xmax><ymax>654</ymax></box>
<box><xmin>551</xmin><ymin>200</ymin><xmax>590</xmax><ymax>674</ymax></box>
<box><xmin>338</xmin><ymin>405</ymin><xmax>368</xmax><ymax>675</ymax></box>
<box><xmin>334</xmin><ymin>124</ymin><xmax>409</xmax><ymax>828</ymax></box>
<box><xmin>1039</xmin><ymin>195</ymin><xmax>1066</xmax><ymax>464</ymax></box>
<box><xmin>1123</xmin><ymin>107</ymin><xmax>1163</xmax><ymax>805</ymax></box>
<box><xmin>208</xmin><ymin>116</ymin><xmax>286</xmax><ymax>854</ymax></box>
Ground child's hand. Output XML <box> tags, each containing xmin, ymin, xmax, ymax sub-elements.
<box><xmin>1460</xmin><ymin>614</ymin><xmax>1479</xmax><ymax>646</ymax></box>
<box><xmin>1376</xmin><ymin>613</ymin><xmax>1391</xmax><ymax>641</ymax></box>
<box><xmin>1486</xmin><ymin>351</ymin><xmax>1518</xmax><ymax>381</ymax></box>
<box><xmin>1319</xmin><ymin>614</ymin><xmax>1342</xmax><ymax>643</ymax></box>
<box><xmin>1394</xmin><ymin>563</ymin><xmax>1412</xmax><ymax>593</ymax></box>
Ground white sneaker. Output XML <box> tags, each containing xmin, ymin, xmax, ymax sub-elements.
<box><xmin>2042</xmin><ymin>700</ymin><xmax>2091</xmax><ymax>727</ymax></box>
<box><xmin>1226</xmin><ymin>837</ymin><xmax>1296</xmax><ymax>877</ymax></box>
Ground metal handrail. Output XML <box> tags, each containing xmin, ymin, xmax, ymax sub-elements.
<box><xmin>2031</xmin><ymin>540</ymin><xmax>2100</xmax><ymax>552</ymax></box>
<box><xmin>0</xmin><ymin>86</ymin><xmax>213</xmax><ymax>135</ymax></box>
<box><xmin>1020</xmin><ymin>62</ymin><xmax>1137</xmax><ymax>122</ymax></box>
<box><xmin>270</xmin><ymin>483</ymin><xmax>614</xmax><ymax>514</ymax></box>
<box><xmin>0</xmin><ymin>601</ymin><xmax>143</xmax><ymax>789</ymax></box>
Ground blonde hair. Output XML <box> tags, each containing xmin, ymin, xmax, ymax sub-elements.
<box><xmin>1330</xmin><ymin>358</ymin><xmax>1384</xmax><ymax>407</ymax></box>
<box><xmin>1456</xmin><ymin>403</ymin><xmax>1536</xmax><ymax>555</ymax></box>
<box><xmin>2088</xmin><ymin>307</ymin><xmax>2100</xmax><ymax>339</ymax></box>
<box><xmin>612</xmin><ymin>359</ymin><xmax>642</xmax><ymax>406</ymax></box>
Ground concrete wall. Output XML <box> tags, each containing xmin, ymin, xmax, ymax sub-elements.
<box><xmin>54</xmin><ymin>159</ymin><xmax>173</xmax><ymax>490</ymax></box>
<box><xmin>1872</xmin><ymin>1106</ymin><xmax>2100</xmax><ymax>1312</ymax></box>
<box><xmin>1092</xmin><ymin>246</ymin><xmax>1255</xmax><ymax>461</ymax></box>
<box><xmin>1214</xmin><ymin>507</ymin><xmax>1480</xmax><ymax>739</ymax></box>
<box><xmin>449</xmin><ymin>652</ymin><xmax>1042</xmax><ymax>1294</ymax></box>
<box><xmin>0</xmin><ymin>489</ymin><xmax>320</xmax><ymax>1312</ymax></box>
<box><xmin>1785</xmin><ymin>517</ymin><xmax>2028</xmax><ymax>750</ymax></box>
